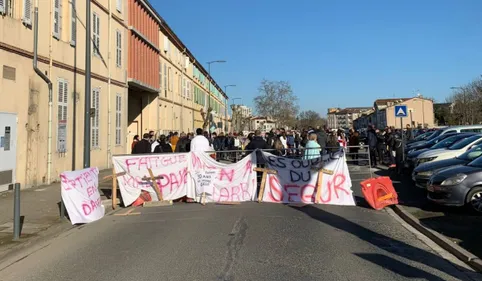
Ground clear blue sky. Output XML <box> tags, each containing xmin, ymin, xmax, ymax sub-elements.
<box><xmin>152</xmin><ymin>0</ymin><xmax>482</xmax><ymax>117</ymax></box>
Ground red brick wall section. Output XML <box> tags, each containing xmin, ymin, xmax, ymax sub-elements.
<box><xmin>127</xmin><ymin>0</ymin><xmax>160</xmax><ymax>89</ymax></box>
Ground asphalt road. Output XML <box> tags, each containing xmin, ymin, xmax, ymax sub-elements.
<box><xmin>0</xmin><ymin>175</ymin><xmax>476</xmax><ymax>281</ymax></box>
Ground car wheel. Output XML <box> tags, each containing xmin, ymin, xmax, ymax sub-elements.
<box><xmin>466</xmin><ymin>187</ymin><xmax>482</xmax><ymax>213</ymax></box>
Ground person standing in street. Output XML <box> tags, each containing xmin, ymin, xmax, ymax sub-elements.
<box><xmin>191</xmin><ymin>128</ymin><xmax>212</xmax><ymax>152</ymax></box>
<box><xmin>132</xmin><ymin>133</ymin><xmax>152</xmax><ymax>154</ymax></box>
<box><xmin>406</xmin><ymin>124</ymin><xmax>414</xmax><ymax>140</ymax></box>
<box><xmin>154</xmin><ymin>135</ymin><xmax>173</xmax><ymax>153</ymax></box>
<box><xmin>175</xmin><ymin>132</ymin><xmax>190</xmax><ymax>153</ymax></box>
<box><xmin>303</xmin><ymin>133</ymin><xmax>322</xmax><ymax>160</ymax></box>
<box><xmin>367</xmin><ymin>125</ymin><xmax>378</xmax><ymax>167</ymax></box>
<box><xmin>131</xmin><ymin>135</ymin><xmax>139</xmax><ymax>153</ymax></box>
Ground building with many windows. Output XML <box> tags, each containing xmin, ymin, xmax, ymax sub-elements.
<box><xmin>127</xmin><ymin>0</ymin><xmax>228</xmax><ymax>142</ymax></box>
<box><xmin>327</xmin><ymin>107</ymin><xmax>372</xmax><ymax>129</ymax></box>
<box><xmin>0</xmin><ymin>0</ymin><xmax>227</xmax><ymax>190</ymax></box>
<box><xmin>0</xmin><ymin>0</ymin><xmax>128</xmax><ymax>189</ymax></box>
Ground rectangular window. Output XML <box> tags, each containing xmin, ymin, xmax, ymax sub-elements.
<box><xmin>53</xmin><ymin>0</ymin><xmax>61</xmax><ymax>39</ymax></box>
<box><xmin>93</xmin><ymin>12</ymin><xmax>100</xmax><ymax>56</ymax></box>
<box><xmin>116</xmin><ymin>30</ymin><xmax>122</xmax><ymax>67</ymax></box>
<box><xmin>91</xmin><ymin>88</ymin><xmax>100</xmax><ymax>148</ymax></box>
<box><xmin>70</xmin><ymin>0</ymin><xmax>76</xmax><ymax>46</ymax></box>
<box><xmin>163</xmin><ymin>63</ymin><xmax>167</xmax><ymax>97</ymax></box>
<box><xmin>187</xmin><ymin>81</ymin><xmax>190</xmax><ymax>100</ymax></box>
<box><xmin>159</xmin><ymin>61</ymin><xmax>162</xmax><ymax>89</ymax></box>
<box><xmin>115</xmin><ymin>94</ymin><xmax>122</xmax><ymax>145</ymax></box>
<box><xmin>168</xmin><ymin>67</ymin><xmax>172</xmax><ymax>91</ymax></box>
<box><xmin>116</xmin><ymin>0</ymin><xmax>121</xmax><ymax>13</ymax></box>
<box><xmin>22</xmin><ymin>0</ymin><xmax>32</xmax><ymax>25</ymax></box>
<box><xmin>182</xmin><ymin>77</ymin><xmax>186</xmax><ymax>97</ymax></box>
<box><xmin>57</xmin><ymin>79</ymin><xmax>68</xmax><ymax>152</ymax></box>
<box><xmin>0</xmin><ymin>0</ymin><xmax>5</xmax><ymax>15</ymax></box>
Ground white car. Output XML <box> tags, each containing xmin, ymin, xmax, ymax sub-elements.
<box><xmin>415</xmin><ymin>134</ymin><xmax>482</xmax><ymax>167</ymax></box>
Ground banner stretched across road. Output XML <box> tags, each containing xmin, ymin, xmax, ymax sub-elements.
<box><xmin>60</xmin><ymin>167</ymin><xmax>105</xmax><ymax>225</ymax></box>
<box><xmin>260</xmin><ymin>151</ymin><xmax>355</xmax><ymax>205</ymax></box>
<box><xmin>112</xmin><ymin>150</ymin><xmax>354</xmax><ymax>207</ymax></box>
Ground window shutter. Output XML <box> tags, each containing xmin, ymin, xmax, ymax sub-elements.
<box><xmin>115</xmin><ymin>94</ymin><xmax>122</xmax><ymax>145</ymax></box>
<box><xmin>116</xmin><ymin>0</ymin><xmax>122</xmax><ymax>13</ymax></box>
<box><xmin>116</xmin><ymin>30</ymin><xmax>121</xmax><ymax>67</ymax></box>
<box><xmin>159</xmin><ymin>60</ymin><xmax>162</xmax><ymax>90</ymax></box>
<box><xmin>53</xmin><ymin>0</ymin><xmax>60</xmax><ymax>38</ymax></box>
<box><xmin>70</xmin><ymin>0</ymin><xmax>76</xmax><ymax>46</ymax></box>
<box><xmin>57</xmin><ymin>80</ymin><xmax>68</xmax><ymax>152</ymax></box>
<box><xmin>0</xmin><ymin>0</ymin><xmax>5</xmax><ymax>14</ymax></box>
<box><xmin>22</xmin><ymin>0</ymin><xmax>32</xmax><ymax>25</ymax></box>
<box><xmin>91</xmin><ymin>89</ymin><xmax>100</xmax><ymax>148</ymax></box>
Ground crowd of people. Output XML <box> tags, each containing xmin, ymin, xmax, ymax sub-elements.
<box><xmin>130</xmin><ymin>124</ymin><xmax>415</xmax><ymax>175</ymax></box>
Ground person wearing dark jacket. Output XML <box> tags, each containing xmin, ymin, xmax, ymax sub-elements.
<box><xmin>175</xmin><ymin>132</ymin><xmax>190</xmax><ymax>153</ymax></box>
<box><xmin>367</xmin><ymin>125</ymin><xmax>378</xmax><ymax>167</ymax></box>
<box><xmin>154</xmin><ymin>135</ymin><xmax>173</xmax><ymax>153</ymax></box>
<box><xmin>376</xmin><ymin>130</ymin><xmax>386</xmax><ymax>165</ymax></box>
<box><xmin>245</xmin><ymin>130</ymin><xmax>271</xmax><ymax>165</ymax></box>
<box><xmin>349</xmin><ymin>131</ymin><xmax>360</xmax><ymax>165</ymax></box>
<box><xmin>385</xmin><ymin>128</ymin><xmax>395</xmax><ymax>165</ymax></box>
<box><xmin>213</xmin><ymin>132</ymin><xmax>227</xmax><ymax>160</ymax></box>
<box><xmin>315</xmin><ymin>126</ymin><xmax>327</xmax><ymax>153</ymax></box>
<box><xmin>246</xmin><ymin>130</ymin><xmax>272</xmax><ymax>199</ymax></box>
<box><xmin>132</xmin><ymin>133</ymin><xmax>151</xmax><ymax>154</ymax></box>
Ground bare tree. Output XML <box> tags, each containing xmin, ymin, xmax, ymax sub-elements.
<box><xmin>254</xmin><ymin>79</ymin><xmax>299</xmax><ymax>128</ymax></box>
<box><xmin>445</xmin><ymin>77</ymin><xmax>482</xmax><ymax>125</ymax></box>
<box><xmin>297</xmin><ymin>110</ymin><xmax>326</xmax><ymax>129</ymax></box>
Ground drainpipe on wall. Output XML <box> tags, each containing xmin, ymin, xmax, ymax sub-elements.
<box><xmin>107</xmin><ymin>0</ymin><xmax>112</xmax><ymax>168</ymax></box>
<box><xmin>33</xmin><ymin>2</ymin><xmax>53</xmax><ymax>184</ymax></box>
<box><xmin>180</xmin><ymin>48</ymin><xmax>186</xmax><ymax>133</ymax></box>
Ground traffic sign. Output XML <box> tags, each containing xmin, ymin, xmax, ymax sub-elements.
<box><xmin>394</xmin><ymin>105</ymin><xmax>408</xmax><ymax>117</ymax></box>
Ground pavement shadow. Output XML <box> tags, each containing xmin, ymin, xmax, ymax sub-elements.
<box><xmin>289</xmin><ymin>204</ymin><xmax>467</xmax><ymax>280</ymax></box>
<box><xmin>354</xmin><ymin>253</ymin><xmax>447</xmax><ymax>281</ymax></box>
<box><xmin>353</xmin><ymin>195</ymin><xmax>373</xmax><ymax>209</ymax></box>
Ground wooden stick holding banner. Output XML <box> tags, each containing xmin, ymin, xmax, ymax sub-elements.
<box><xmin>254</xmin><ymin>167</ymin><xmax>277</xmax><ymax>203</ymax></box>
<box><xmin>102</xmin><ymin>169</ymin><xmax>126</xmax><ymax>210</ymax></box>
<box><xmin>315</xmin><ymin>168</ymin><xmax>334</xmax><ymax>204</ymax></box>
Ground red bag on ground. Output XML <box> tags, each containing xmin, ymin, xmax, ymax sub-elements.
<box><xmin>360</xmin><ymin>176</ymin><xmax>398</xmax><ymax>210</ymax></box>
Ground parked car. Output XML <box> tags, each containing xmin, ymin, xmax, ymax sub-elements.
<box><xmin>407</xmin><ymin>130</ymin><xmax>435</xmax><ymax>145</ymax></box>
<box><xmin>407</xmin><ymin>132</ymin><xmax>460</xmax><ymax>154</ymax></box>
<box><xmin>412</xmin><ymin>144</ymin><xmax>482</xmax><ymax>188</ymax></box>
<box><xmin>406</xmin><ymin>133</ymin><xmax>473</xmax><ymax>169</ymax></box>
<box><xmin>416</xmin><ymin>134</ymin><xmax>482</xmax><ymax>167</ymax></box>
<box><xmin>427</xmin><ymin>155</ymin><xmax>482</xmax><ymax>212</ymax></box>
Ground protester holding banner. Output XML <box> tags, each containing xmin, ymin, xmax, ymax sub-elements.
<box><xmin>191</xmin><ymin>128</ymin><xmax>213</xmax><ymax>152</ymax></box>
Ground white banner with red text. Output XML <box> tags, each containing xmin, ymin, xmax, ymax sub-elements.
<box><xmin>189</xmin><ymin>152</ymin><xmax>258</xmax><ymax>203</ymax></box>
<box><xmin>112</xmin><ymin>153</ymin><xmax>192</xmax><ymax>206</ymax></box>
<box><xmin>60</xmin><ymin>167</ymin><xmax>105</xmax><ymax>225</ymax></box>
<box><xmin>112</xmin><ymin>152</ymin><xmax>258</xmax><ymax>206</ymax></box>
<box><xmin>261</xmin><ymin>152</ymin><xmax>356</xmax><ymax>205</ymax></box>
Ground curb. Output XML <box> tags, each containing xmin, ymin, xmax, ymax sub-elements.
<box><xmin>391</xmin><ymin>204</ymin><xmax>482</xmax><ymax>272</ymax></box>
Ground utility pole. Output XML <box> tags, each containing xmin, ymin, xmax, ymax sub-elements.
<box><xmin>83</xmin><ymin>0</ymin><xmax>92</xmax><ymax>168</ymax></box>
<box><xmin>224</xmin><ymin>85</ymin><xmax>236</xmax><ymax>132</ymax></box>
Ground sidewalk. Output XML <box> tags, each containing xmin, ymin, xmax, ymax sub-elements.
<box><xmin>375</xmin><ymin>168</ymin><xmax>482</xmax><ymax>259</ymax></box>
<box><xmin>0</xmin><ymin>169</ymin><xmax>117</xmax><ymax>258</ymax></box>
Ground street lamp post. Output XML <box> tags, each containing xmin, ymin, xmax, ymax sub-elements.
<box><xmin>224</xmin><ymin>85</ymin><xmax>236</xmax><ymax>132</ymax></box>
<box><xmin>206</xmin><ymin>60</ymin><xmax>226</xmax><ymax>132</ymax></box>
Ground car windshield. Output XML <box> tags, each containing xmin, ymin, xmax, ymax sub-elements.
<box><xmin>457</xmin><ymin>145</ymin><xmax>482</xmax><ymax>161</ymax></box>
<box><xmin>430</xmin><ymin>135</ymin><xmax>464</xmax><ymax>149</ymax></box>
<box><xmin>468</xmin><ymin>154</ymin><xmax>482</xmax><ymax>168</ymax></box>
<box><xmin>427</xmin><ymin>130</ymin><xmax>442</xmax><ymax>140</ymax></box>
<box><xmin>449</xmin><ymin>135</ymin><xmax>482</xmax><ymax>150</ymax></box>
<box><xmin>414</xmin><ymin>131</ymin><xmax>431</xmax><ymax>141</ymax></box>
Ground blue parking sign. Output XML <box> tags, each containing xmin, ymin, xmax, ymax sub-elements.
<box><xmin>394</xmin><ymin>105</ymin><xmax>408</xmax><ymax>117</ymax></box>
